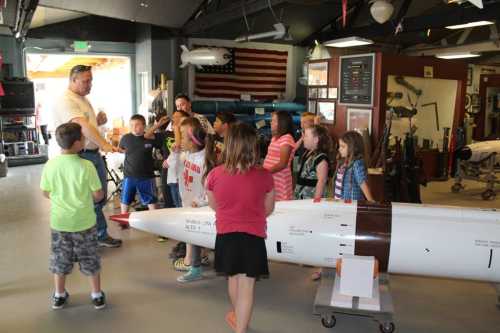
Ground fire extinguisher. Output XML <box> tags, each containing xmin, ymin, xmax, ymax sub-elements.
<box><xmin>0</xmin><ymin>51</ymin><xmax>4</xmax><ymax>97</ymax></box>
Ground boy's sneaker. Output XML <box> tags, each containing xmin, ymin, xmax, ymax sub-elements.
<box><xmin>201</xmin><ymin>255</ymin><xmax>210</xmax><ymax>266</ymax></box>
<box><xmin>98</xmin><ymin>236</ymin><xmax>122</xmax><ymax>248</ymax></box>
<box><xmin>52</xmin><ymin>291</ymin><xmax>69</xmax><ymax>310</ymax></box>
<box><xmin>92</xmin><ymin>292</ymin><xmax>106</xmax><ymax>310</ymax></box>
<box><xmin>177</xmin><ymin>267</ymin><xmax>203</xmax><ymax>283</ymax></box>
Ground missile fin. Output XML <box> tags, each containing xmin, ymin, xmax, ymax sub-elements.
<box><xmin>110</xmin><ymin>213</ymin><xmax>130</xmax><ymax>226</ymax></box>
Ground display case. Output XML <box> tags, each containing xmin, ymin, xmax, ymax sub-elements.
<box><xmin>307</xmin><ymin>61</ymin><xmax>337</xmax><ymax>124</ymax></box>
<box><xmin>0</xmin><ymin>114</ymin><xmax>48</xmax><ymax>166</ymax></box>
<box><xmin>0</xmin><ymin>79</ymin><xmax>47</xmax><ymax>166</ymax></box>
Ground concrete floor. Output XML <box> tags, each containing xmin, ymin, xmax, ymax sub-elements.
<box><xmin>1</xmin><ymin>164</ymin><xmax>500</xmax><ymax>333</ymax></box>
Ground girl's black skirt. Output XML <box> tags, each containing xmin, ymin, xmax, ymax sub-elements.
<box><xmin>214</xmin><ymin>232</ymin><xmax>269</xmax><ymax>279</ymax></box>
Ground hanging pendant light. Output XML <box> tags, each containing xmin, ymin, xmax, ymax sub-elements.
<box><xmin>370</xmin><ymin>0</ymin><xmax>394</xmax><ymax>24</ymax></box>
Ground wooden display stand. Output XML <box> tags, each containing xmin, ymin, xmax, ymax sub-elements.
<box><xmin>417</xmin><ymin>149</ymin><xmax>449</xmax><ymax>181</ymax></box>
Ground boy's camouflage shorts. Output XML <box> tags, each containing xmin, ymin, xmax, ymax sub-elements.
<box><xmin>49</xmin><ymin>226</ymin><xmax>101</xmax><ymax>276</ymax></box>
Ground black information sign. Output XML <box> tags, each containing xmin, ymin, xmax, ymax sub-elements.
<box><xmin>339</xmin><ymin>53</ymin><xmax>375</xmax><ymax>107</ymax></box>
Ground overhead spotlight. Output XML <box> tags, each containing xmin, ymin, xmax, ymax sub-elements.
<box><xmin>370</xmin><ymin>0</ymin><xmax>394</xmax><ymax>24</ymax></box>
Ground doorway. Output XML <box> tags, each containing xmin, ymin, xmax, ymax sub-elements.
<box><xmin>25</xmin><ymin>53</ymin><xmax>133</xmax><ymax>151</ymax></box>
<box><xmin>477</xmin><ymin>74</ymin><xmax>500</xmax><ymax>140</ymax></box>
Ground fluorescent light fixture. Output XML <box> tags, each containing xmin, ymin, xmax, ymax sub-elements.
<box><xmin>324</xmin><ymin>36</ymin><xmax>374</xmax><ymax>48</ymax></box>
<box><xmin>446</xmin><ymin>20</ymin><xmax>494</xmax><ymax>29</ymax></box>
<box><xmin>436</xmin><ymin>52</ymin><xmax>481</xmax><ymax>59</ymax></box>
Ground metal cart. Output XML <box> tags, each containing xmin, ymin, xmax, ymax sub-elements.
<box><xmin>313</xmin><ymin>268</ymin><xmax>395</xmax><ymax>333</ymax></box>
<box><xmin>451</xmin><ymin>152</ymin><xmax>499</xmax><ymax>200</ymax></box>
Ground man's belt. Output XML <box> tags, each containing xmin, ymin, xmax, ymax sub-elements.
<box><xmin>81</xmin><ymin>148</ymin><xmax>99</xmax><ymax>153</ymax></box>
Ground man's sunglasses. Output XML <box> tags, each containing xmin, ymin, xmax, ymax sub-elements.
<box><xmin>70</xmin><ymin>65</ymin><xmax>92</xmax><ymax>75</ymax></box>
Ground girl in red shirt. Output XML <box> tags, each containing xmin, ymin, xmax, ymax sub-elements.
<box><xmin>207</xmin><ymin>123</ymin><xmax>275</xmax><ymax>333</ymax></box>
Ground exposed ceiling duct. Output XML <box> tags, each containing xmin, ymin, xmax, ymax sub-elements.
<box><xmin>13</xmin><ymin>0</ymin><xmax>39</xmax><ymax>39</ymax></box>
<box><xmin>405</xmin><ymin>39</ymin><xmax>500</xmax><ymax>57</ymax></box>
<box><xmin>183</xmin><ymin>0</ymin><xmax>287</xmax><ymax>35</ymax></box>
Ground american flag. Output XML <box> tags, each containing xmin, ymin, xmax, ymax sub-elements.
<box><xmin>194</xmin><ymin>47</ymin><xmax>288</xmax><ymax>100</ymax></box>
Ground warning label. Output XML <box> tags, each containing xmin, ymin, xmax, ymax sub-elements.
<box><xmin>475</xmin><ymin>240</ymin><xmax>500</xmax><ymax>248</ymax></box>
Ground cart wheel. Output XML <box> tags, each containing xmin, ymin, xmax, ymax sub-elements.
<box><xmin>379</xmin><ymin>322</ymin><xmax>395</xmax><ymax>333</ymax></box>
<box><xmin>321</xmin><ymin>315</ymin><xmax>336</xmax><ymax>328</ymax></box>
<box><xmin>451</xmin><ymin>184</ymin><xmax>462</xmax><ymax>193</ymax></box>
<box><xmin>481</xmin><ymin>190</ymin><xmax>496</xmax><ymax>200</ymax></box>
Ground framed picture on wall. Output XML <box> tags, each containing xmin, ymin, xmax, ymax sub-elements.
<box><xmin>317</xmin><ymin>101</ymin><xmax>335</xmax><ymax>124</ymax></box>
<box><xmin>308</xmin><ymin>100</ymin><xmax>316</xmax><ymax>113</ymax></box>
<box><xmin>309</xmin><ymin>88</ymin><xmax>318</xmax><ymax>99</ymax></box>
<box><xmin>308</xmin><ymin>61</ymin><xmax>328</xmax><ymax>86</ymax></box>
<box><xmin>318</xmin><ymin>88</ymin><xmax>328</xmax><ymax>99</ymax></box>
<box><xmin>328</xmin><ymin>87</ymin><xmax>337</xmax><ymax>99</ymax></box>
<box><xmin>347</xmin><ymin>108</ymin><xmax>372</xmax><ymax>134</ymax></box>
<box><xmin>339</xmin><ymin>53</ymin><xmax>375</xmax><ymax>107</ymax></box>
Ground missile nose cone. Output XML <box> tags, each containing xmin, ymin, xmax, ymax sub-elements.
<box><xmin>110</xmin><ymin>213</ymin><xmax>130</xmax><ymax>228</ymax></box>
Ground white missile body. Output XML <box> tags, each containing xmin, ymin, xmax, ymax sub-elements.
<box><xmin>123</xmin><ymin>200</ymin><xmax>500</xmax><ymax>283</ymax></box>
<box><xmin>180</xmin><ymin>45</ymin><xmax>231</xmax><ymax>68</ymax></box>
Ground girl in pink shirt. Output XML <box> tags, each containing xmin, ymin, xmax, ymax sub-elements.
<box><xmin>207</xmin><ymin>123</ymin><xmax>275</xmax><ymax>333</ymax></box>
<box><xmin>263</xmin><ymin>111</ymin><xmax>296</xmax><ymax>201</ymax></box>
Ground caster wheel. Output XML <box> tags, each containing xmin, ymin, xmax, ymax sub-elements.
<box><xmin>481</xmin><ymin>190</ymin><xmax>496</xmax><ymax>200</ymax></box>
<box><xmin>321</xmin><ymin>315</ymin><xmax>336</xmax><ymax>328</ymax></box>
<box><xmin>379</xmin><ymin>322</ymin><xmax>395</xmax><ymax>333</ymax></box>
<box><xmin>451</xmin><ymin>184</ymin><xmax>462</xmax><ymax>193</ymax></box>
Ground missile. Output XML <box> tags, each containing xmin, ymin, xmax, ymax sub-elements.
<box><xmin>456</xmin><ymin>140</ymin><xmax>500</xmax><ymax>163</ymax></box>
<box><xmin>111</xmin><ymin>199</ymin><xmax>500</xmax><ymax>283</ymax></box>
<box><xmin>234</xmin><ymin>23</ymin><xmax>288</xmax><ymax>43</ymax></box>
<box><xmin>180</xmin><ymin>45</ymin><xmax>231</xmax><ymax>69</ymax></box>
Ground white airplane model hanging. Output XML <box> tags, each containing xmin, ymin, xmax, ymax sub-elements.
<box><xmin>180</xmin><ymin>45</ymin><xmax>231</xmax><ymax>68</ymax></box>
